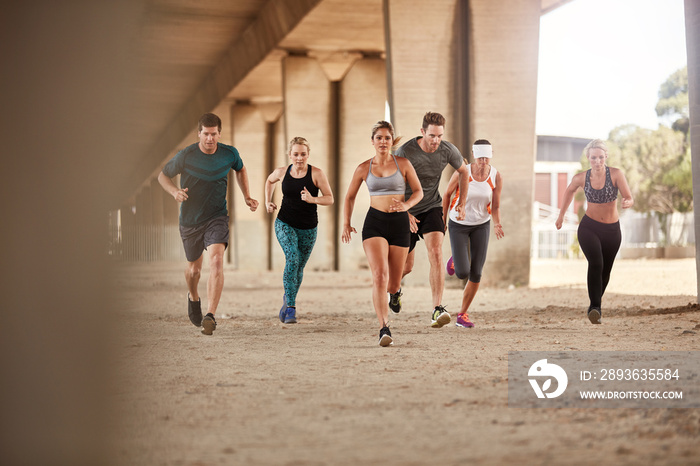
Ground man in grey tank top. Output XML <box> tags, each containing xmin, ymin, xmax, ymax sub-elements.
<box><xmin>394</xmin><ymin>112</ymin><xmax>469</xmax><ymax>327</ymax></box>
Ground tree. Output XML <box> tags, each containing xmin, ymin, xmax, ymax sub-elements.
<box><xmin>607</xmin><ymin>125</ymin><xmax>690</xmax><ymax>215</ymax></box>
<box><xmin>655</xmin><ymin>67</ymin><xmax>689</xmax><ymax>135</ymax></box>
<box><xmin>595</xmin><ymin>67</ymin><xmax>692</xmax><ymax>246</ymax></box>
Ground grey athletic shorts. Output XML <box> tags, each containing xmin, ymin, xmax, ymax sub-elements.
<box><xmin>179</xmin><ymin>215</ymin><xmax>229</xmax><ymax>262</ymax></box>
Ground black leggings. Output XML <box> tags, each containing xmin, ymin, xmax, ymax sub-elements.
<box><xmin>577</xmin><ymin>215</ymin><xmax>621</xmax><ymax>309</ymax></box>
<box><xmin>448</xmin><ymin>219</ymin><xmax>490</xmax><ymax>283</ymax></box>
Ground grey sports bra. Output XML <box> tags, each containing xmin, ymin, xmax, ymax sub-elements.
<box><xmin>366</xmin><ymin>155</ymin><xmax>405</xmax><ymax>196</ymax></box>
<box><xmin>584</xmin><ymin>167</ymin><xmax>618</xmax><ymax>204</ymax></box>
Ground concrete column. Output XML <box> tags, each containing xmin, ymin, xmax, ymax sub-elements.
<box><xmin>385</xmin><ymin>0</ymin><xmax>539</xmax><ymax>287</ymax></box>
<box><xmin>270</xmin><ymin>114</ymin><xmax>288</xmax><ymax>272</ymax></box>
<box><xmin>120</xmin><ymin>202</ymin><xmax>136</xmax><ymax>261</ymax></box>
<box><xmin>384</xmin><ymin>0</ymin><xmax>462</xmax><ymax>287</ymax></box>
<box><xmin>468</xmin><ymin>0</ymin><xmax>540</xmax><ymax>286</ymax></box>
<box><xmin>229</xmin><ymin>102</ymin><xmax>268</xmax><ymax>270</ymax></box>
<box><xmin>283</xmin><ymin>55</ymin><xmax>334</xmax><ymax>270</ymax></box>
<box><xmin>163</xmin><ymin>174</ymin><xmax>180</xmax><ymax>225</ymax></box>
<box><xmin>385</xmin><ymin>0</ymin><xmax>459</xmax><ymax>138</ymax></box>
<box><xmin>338</xmin><ymin>57</ymin><xmax>388</xmax><ymax>271</ymax></box>
<box><xmin>135</xmin><ymin>186</ymin><xmax>152</xmax><ymax>225</ymax></box>
<box><xmin>685</xmin><ymin>0</ymin><xmax>700</xmax><ymax>301</ymax></box>
<box><xmin>150</xmin><ymin>178</ymin><xmax>164</xmax><ymax>225</ymax></box>
<box><xmin>255</xmin><ymin>103</ymin><xmax>284</xmax><ymax>271</ymax></box>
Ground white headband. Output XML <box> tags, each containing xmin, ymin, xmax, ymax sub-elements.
<box><xmin>473</xmin><ymin>144</ymin><xmax>492</xmax><ymax>158</ymax></box>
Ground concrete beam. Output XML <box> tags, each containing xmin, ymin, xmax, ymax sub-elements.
<box><xmin>283</xmin><ymin>55</ymin><xmax>334</xmax><ymax>270</ymax></box>
<box><xmin>128</xmin><ymin>0</ymin><xmax>322</xmax><ymax>199</ymax></box>
<box><xmin>338</xmin><ymin>58</ymin><xmax>388</xmax><ymax>271</ymax></box>
<box><xmin>384</xmin><ymin>0</ymin><xmax>459</xmax><ymax>139</ymax></box>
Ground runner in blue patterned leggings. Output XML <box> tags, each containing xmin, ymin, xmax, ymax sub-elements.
<box><xmin>274</xmin><ymin>219</ymin><xmax>317</xmax><ymax>311</ymax></box>
<box><xmin>265</xmin><ymin>137</ymin><xmax>334</xmax><ymax>324</ymax></box>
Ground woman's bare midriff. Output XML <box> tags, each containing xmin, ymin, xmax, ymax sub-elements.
<box><xmin>370</xmin><ymin>194</ymin><xmax>405</xmax><ymax>213</ymax></box>
<box><xmin>585</xmin><ymin>201</ymin><xmax>619</xmax><ymax>223</ymax></box>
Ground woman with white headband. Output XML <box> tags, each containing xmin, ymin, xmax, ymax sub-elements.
<box><xmin>442</xmin><ymin>139</ymin><xmax>504</xmax><ymax>328</ymax></box>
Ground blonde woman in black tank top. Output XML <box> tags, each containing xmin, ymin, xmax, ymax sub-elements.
<box><xmin>556</xmin><ymin>139</ymin><xmax>634</xmax><ymax>324</ymax></box>
<box><xmin>265</xmin><ymin>137</ymin><xmax>334</xmax><ymax>324</ymax></box>
<box><xmin>342</xmin><ymin>121</ymin><xmax>423</xmax><ymax>347</ymax></box>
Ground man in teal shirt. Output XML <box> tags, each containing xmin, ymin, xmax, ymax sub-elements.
<box><xmin>158</xmin><ymin>113</ymin><xmax>259</xmax><ymax>335</ymax></box>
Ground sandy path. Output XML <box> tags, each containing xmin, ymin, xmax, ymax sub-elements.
<box><xmin>110</xmin><ymin>259</ymin><xmax>700</xmax><ymax>465</ymax></box>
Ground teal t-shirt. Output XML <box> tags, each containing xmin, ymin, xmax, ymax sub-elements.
<box><xmin>162</xmin><ymin>142</ymin><xmax>244</xmax><ymax>227</ymax></box>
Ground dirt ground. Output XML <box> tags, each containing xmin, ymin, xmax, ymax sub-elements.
<box><xmin>110</xmin><ymin>258</ymin><xmax>700</xmax><ymax>465</ymax></box>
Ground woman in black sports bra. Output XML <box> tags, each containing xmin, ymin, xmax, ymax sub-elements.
<box><xmin>555</xmin><ymin>139</ymin><xmax>634</xmax><ymax>325</ymax></box>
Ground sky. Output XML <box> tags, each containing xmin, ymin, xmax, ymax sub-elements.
<box><xmin>536</xmin><ymin>0</ymin><xmax>688</xmax><ymax>139</ymax></box>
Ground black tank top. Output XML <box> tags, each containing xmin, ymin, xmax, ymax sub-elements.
<box><xmin>277</xmin><ymin>165</ymin><xmax>319</xmax><ymax>230</ymax></box>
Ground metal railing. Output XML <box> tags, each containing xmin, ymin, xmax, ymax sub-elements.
<box><xmin>531</xmin><ymin>202</ymin><xmax>579</xmax><ymax>259</ymax></box>
<box><xmin>108</xmin><ymin>224</ymin><xmax>186</xmax><ymax>262</ymax></box>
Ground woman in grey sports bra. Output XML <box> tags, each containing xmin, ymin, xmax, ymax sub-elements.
<box><xmin>555</xmin><ymin>139</ymin><xmax>634</xmax><ymax>325</ymax></box>
<box><xmin>365</xmin><ymin>154</ymin><xmax>405</xmax><ymax>195</ymax></box>
<box><xmin>342</xmin><ymin>120</ymin><xmax>423</xmax><ymax>347</ymax></box>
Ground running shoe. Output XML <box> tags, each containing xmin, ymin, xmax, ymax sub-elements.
<box><xmin>284</xmin><ymin>306</ymin><xmax>297</xmax><ymax>324</ymax></box>
<box><xmin>446</xmin><ymin>256</ymin><xmax>455</xmax><ymax>276</ymax></box>
<box><xmin>389</xmin><ymin>289</ymin><xmax>402</xmax><ymax>314</ymax></box>
<box><xmin>431</xmin><ymin>305</ymin><xmax>451</xmax><ymax>328</ymax></box>
<box><xmin>188</xmin><ymin>294</ymin><xmax>202</xmax><ymax>327</ymax></box>
<box><xmin>379</xmin><ymin>326</ymin><xmax>393</xmax><ymax>347</ymax></box>
<box><xmin>279</xmin><ymin>294</ymin><xmax>287</xmax><ymax>322</ymax></box>
<box><xmin>455</xmin><ymin>313</ymin><xmax>475</xmax><ymax>328</ymax></box>
<box><xmin>201</xmin><ymin>312</ymin><xmax>217</xmax><ymax>335</ymax></box>
<box><xmin>587</xmin><ymin>307</ymin><xmax>601</xmax><ymax>325</ymax></box>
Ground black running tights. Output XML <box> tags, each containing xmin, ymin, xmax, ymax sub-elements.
<box><xmin>577</xmin><ymin>215</ymin><xmax>621</xmax><ymax>309</ymax></box>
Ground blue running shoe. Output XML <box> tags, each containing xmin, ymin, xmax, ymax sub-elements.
<box><xmin>284</xmin><ymin>306</ymin><xmax>297</xmax><ymax>324</ymax></box>
<box><xmin>279</xmin><ymin>294</ymin><xmax>287</xmax><ymax>322</ymax></box>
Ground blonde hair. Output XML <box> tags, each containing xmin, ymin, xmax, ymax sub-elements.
<box><xmin>288</xmin><ymin>136</ymin><xmax>310</xmax><ymax>154</ymax></box>
<box><xmin>370</xmin><ymin>120</ymin><xmax>402</xmax><ymax>149</ymax></box>
<box><xmin>584</xmin><ymin>139</ymin><xmax>608</xmax><ymax>157</ymax></box>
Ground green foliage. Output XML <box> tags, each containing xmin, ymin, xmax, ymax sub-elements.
<box><xmin>594</xmin><ymin>66</ymin><xmax>692</xmax><ymax>224</ymax></box>
<box><xmin>607</xmin><ymin>124</ymin><xmax>690</xmax><ymax>214</ymax></box>
<box><xmin>655</xmin><ymin>67</ymin><xmax>688</xmax><ymax>122</ymax></box>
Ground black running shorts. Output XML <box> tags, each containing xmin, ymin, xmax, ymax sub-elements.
<box><xmin>179</xmin><ymin>215</ymin><xmax>229</xmax><ymax>262</ymax></box>
<box><xmin>362</xmin><ymin>207</ymin><xmax>410</xmax><ymax>247</ymax></box>
<box><xmin>409</xmin><ymin>206</ymin><xmax>445</xmax><ymax>252</ymax></box>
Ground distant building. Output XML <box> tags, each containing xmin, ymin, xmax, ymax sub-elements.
<box><xmin>534</xmin><ymin>135</ymin><xmax>589</xmax><ymax>214</ymax></box>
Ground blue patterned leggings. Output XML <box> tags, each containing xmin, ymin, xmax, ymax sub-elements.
<box><xmin>274</xmin><ymin>219</ymin><xmax>318</xmax><ymax>307</ymax></box>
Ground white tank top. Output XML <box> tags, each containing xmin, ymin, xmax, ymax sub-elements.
<box><xmin>448</xmin><ymin>164</ymin><xmax>497</xmax><ymax>226</ymax></box>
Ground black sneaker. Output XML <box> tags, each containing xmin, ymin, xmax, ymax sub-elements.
<box><xmin>431</xmin><ymin>305</ymin><xmax>451</xmax><ymax>328</ymax></box>
<box><xmin>389</xmin><ymin>289</ymin><xmax>402</xmax><ymax>314</ymax></box>
<box><xmin>587</xmin><ymin>307</ymin><xmax>601</xmax><ymax>325</ymax></box>
<box><xmin>379</xmin><ymin>326</ymin><xmax>393</xmax><ymax>347</ymax></box>
<box><xmin>202</xmin><ymin>312</ymin><xmax>217</xmax><ymax>335</ymax></box>
<box><xmin>188</xmin><ymin>294</ymin><xmax>202</xmax><ymax>327</ymax></box>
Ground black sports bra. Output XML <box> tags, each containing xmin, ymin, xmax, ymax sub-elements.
<box><xmin>584</xmin><ymin>167</ymin><xmax>618</xmax><ymax>204</ymax></box>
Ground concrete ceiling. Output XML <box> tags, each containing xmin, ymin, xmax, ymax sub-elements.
<box><xmin>125</xmin><ymin>0</ymin><xmax>568</xmax><ymax>203</ymax></box>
